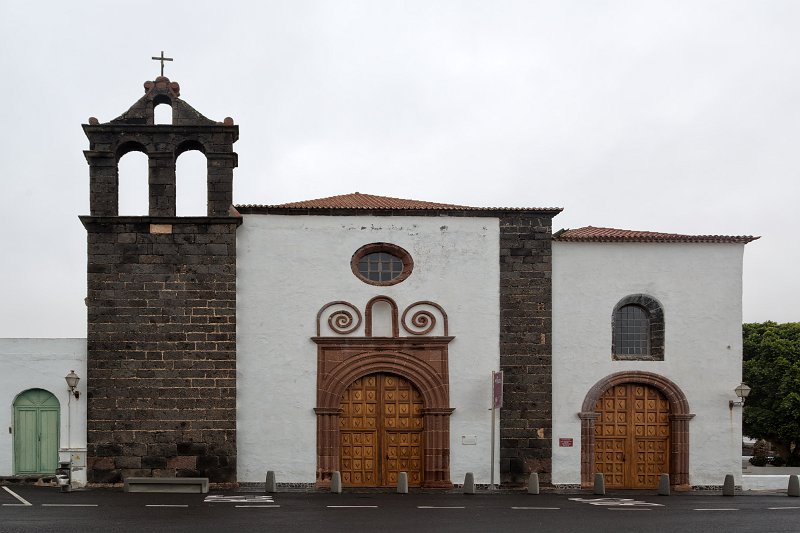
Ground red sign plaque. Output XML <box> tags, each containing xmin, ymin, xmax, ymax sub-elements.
<box><xmin>492</xmin><ymin>371</ymin><xmax>504</xmax><ymax>409</ymax></box>
<box><xmin>559</xmin><ymin>438</ymin><xmax>574</xmax><ymax>447</ymax></box>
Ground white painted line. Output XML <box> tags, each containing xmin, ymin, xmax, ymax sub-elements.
<box><xmin>145</xmin><ymin>504</ymin><xmax>189</xmax><ymax>508</ymax></box>
<box><xmin>327</xmin><ymin>505</ymin><xmax>378</xmax><ymax>508</ymax></box>
<box><xmin>608</xmin><ymin>508</ymin><xmax>652</xmax><ymax>511</ymax></box>
<box><xmin>694</xmin><ymin>508</ymin><xmax>739</xmax><ymax>511</ymax></box>
<box><xmin>2</xmin><ymin>504</ymin><xmax>30</xmax><ymax>507</ymax></box>
<box><xmin>235</xmin><ymin>505</ymin><xmax>281</xmax><ymax>508</ymax></box>
<box><xmin>418</xmin><ymin>506</ymin><xmax>466</xmax><ymax>509</ymax></box>
<box><xmin>42</xmin><ymin>504</ymin><xmax>100</xmax><ymax>508</ymax></box>
<box><xmin>769</xmin><ymin>506</ymin><xmax>800</xmax><ymax>510</ymax></box>
<box><xmin>511</xmin><ymin>507</ymin><xmax>560</xmax><ymax>510</ymax></box>
<box><xmin>2</xmin><ymin>487</ymin><xmax>32</xmax><ymax>506</ymax></box>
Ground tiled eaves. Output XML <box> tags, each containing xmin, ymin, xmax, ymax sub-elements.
<box><xmin>553</xmin><ymin>226</ymin><xmax>759</xmax><ymax>244</ymax></box>
<box><xmin>235</xmin><ymin>205</ymin><xmax>564</xmax><ymax>217</ymax></box>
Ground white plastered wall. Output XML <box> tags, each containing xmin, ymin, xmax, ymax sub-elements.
<box><xmin>237</xmin><ymin>215</ymin><xmax>500</xmax><ymax>484</ymax></box>
<box><xmin>552</xmin><ymin>242</ymin><xmax>745</xmax><ymax>487</ymax></box>
<box><xmin>0</xmin><ymin>338</ymin><xmax>87</xmax><ymax>485</ymax></box>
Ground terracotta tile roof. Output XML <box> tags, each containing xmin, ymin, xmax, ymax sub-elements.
<box><xmin>236</xmin><ymin>192</ymin><xmax>562</xmax><ymax>213</ymax></box>
<box><xmin>553</xmin><ymin>226</ymin><xmax>759</xmax><ymax>244</ymax></box>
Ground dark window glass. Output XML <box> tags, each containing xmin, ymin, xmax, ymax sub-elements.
<box><xmin>358</xmin><ymin>252</ymin><xmax>404</xmax><ymax>282</ymax></box>
<box><xmin>614</xmin><ymin>304</ymin><xmax>649</xmax><ymax>355</ymax></box>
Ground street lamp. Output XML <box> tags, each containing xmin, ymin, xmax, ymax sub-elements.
<box><xmin>729</xmin><ymin>382</ymin><xmax>751</xmax><ymax>408</ymax></box>
<box><xmin>65</xmin><ymin>370</ymin><xmax>80</xmax><ymax>400</ymax></box>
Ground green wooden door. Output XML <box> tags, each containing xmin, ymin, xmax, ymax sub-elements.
<box><xmin>13</xmin><ymin>389</ymin><xmax>60</xmax><ymax>475</ymax></box>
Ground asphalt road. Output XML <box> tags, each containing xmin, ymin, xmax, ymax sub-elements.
<box><xmin>1</xmin><ymin>486</ymin><xmax>799</xmax><ymax>533</ymax></box>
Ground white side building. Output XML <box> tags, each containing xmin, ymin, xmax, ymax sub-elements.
<box><xmin>552</xmin><ymin>226</ymin><xmax>756</xmax><ymax>489</ymax></box>
<box><xmin>0</xmin><ymin>338</ymin><xmax>87</xmax><ymax>486</ymax></box>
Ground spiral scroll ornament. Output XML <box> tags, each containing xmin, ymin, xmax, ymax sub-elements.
<box><xmin>317</xmin><ymin>301</ymin><xmax>362</xmax><ymax>336</ymax></box>
<box><xmin>401</xmin><ymin>301</ymin><xmax>448</xmax><ymax>336</ymax></box>
<box><xmin>406</xmin><ymin>310</ymin><xmax>436</xmax><ymax>335</ymax></box>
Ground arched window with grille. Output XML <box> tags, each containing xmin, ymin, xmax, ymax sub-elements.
<box><xmin>611</xmin><ymin>294</ymin><xmax>664</xmax><ymax>361</ymax></box>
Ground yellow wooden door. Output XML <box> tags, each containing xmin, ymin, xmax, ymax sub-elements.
<box><xmin>594</xmin><ymin>384</ymin><xmax>670</xmax><ymax>488</ymax></box>
<box><xmin>340</xmin><ymin>373</ymin><xmax>424</xmax><ymax>487</ymax></box>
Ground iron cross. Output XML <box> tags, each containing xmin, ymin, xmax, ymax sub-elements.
<box><xmin>151</xmin><ymin>51</ymin><xmax>174</xmax><ymax>77</ymax></box>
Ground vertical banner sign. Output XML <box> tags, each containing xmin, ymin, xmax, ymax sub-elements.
<box><xmin>493</xmin><ymin>371</ymin><xmax>504</xmax><ymax>409</ymax></box>
<box><xmin>490</xmin><ymin>370</ymin><xmax>504</xmax><ymax>490</ymax></box>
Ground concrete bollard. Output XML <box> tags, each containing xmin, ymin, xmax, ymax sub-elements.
<box><xmin>331</xmin><ymin>471</ymin><xmax>342</xmax><ymax>494</ymax></box>
<box><xmin>265</xmin><ymin>470</ymin><xmax>276</xmax><ymax>493</ymax></box>
<box><xmin>789</xmin><ymin>475</ymin><xmax>800</xmax><ymax>497</ymax></box>
<box><xmin>463</xmin><ymin>472</ymin><xmax>476</xmax><ymax>495</ymax></box>
<box><xmin>658</xmin><ymin>473</ymin><xmax>670</xmax><ymax>496</ymax></box>
<box><xmin>594</xmin><ymin>473</ymin><xmax>605</xmax><ymax>495</ymax></box>
<box><xmin>397</xmin><ymin>472</ymin><xmax>408</xmax><ymax>494</ymax></box>
<box><xmin>527</xmin><ymin>473</ymin><xmax>540</xmax><ymax>495</ymax></box>
<box><xmin>722</xmin><ymin>474</ymin><xmax>735</xmax><ymax>496</ymax></box>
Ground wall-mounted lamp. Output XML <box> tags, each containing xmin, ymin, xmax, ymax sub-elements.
<box><xmin>729</xmin><ymin>382</ymin><xmax>751</xmax><ymax>409</ymax></box>
<box><xmin>65</xmin><ymin>370</ymin><xmax>80</xmax><ymax>400</ymax></box>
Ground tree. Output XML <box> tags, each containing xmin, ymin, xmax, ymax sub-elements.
<box><xmin>743</xmin><ymin>321</ymin><xmax>800</xmax><ymax>465</ymax></box>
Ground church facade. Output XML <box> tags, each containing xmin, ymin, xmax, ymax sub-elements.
<box><xmin>0</xmin><ymin>77</ymin><xmax>757</xmax><ymax>490</ymax></box>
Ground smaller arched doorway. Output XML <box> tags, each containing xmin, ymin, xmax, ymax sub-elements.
<box><xmin>579</xmin><ymin>372</ymin><xmax>694</xmax><ymax>489</ymax></box>
<box><xmin>339</xmin><ymin>373</ymin><xmax>424</xmax><ymax>487</ymax></box>
<box><xmin>13</xmin><ymin>389</ymin><xmax>60</xmax><ymax>475</ymax></box>
<box><xmin>594</xmin><ymin>383</ymin><xmax>670</xmax><ymax>488</ymax></box>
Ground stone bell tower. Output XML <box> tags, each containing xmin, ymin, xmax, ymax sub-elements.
<box><xmin>80</xmin><ymin>74</ymin><xmax>240</xmax><ymax>483</ymax></box>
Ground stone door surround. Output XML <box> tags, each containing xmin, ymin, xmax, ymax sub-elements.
<box><xmin>579</xmin><ymin>371</ymin><xmax>694</xmax><ymax>489</ymax></box>
<box><xmin>313</xmin><ymin>297</ymin><xmax>454</xmax><ymax>488</ymax></box>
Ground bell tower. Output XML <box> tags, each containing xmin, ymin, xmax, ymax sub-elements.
<box><xmin>80</xmin><ymin>73</ymin><xmax>240</xmax><ymax>483</ymax></box>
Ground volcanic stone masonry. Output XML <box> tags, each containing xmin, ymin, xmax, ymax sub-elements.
<box><xmin>499</xmin><ymin>213</ymin><xmax>554</xmax><ymax>485</ymax></box>
<box><xmin>81</xmin><ymin>76</ymin><xmax>240</xmax><ymax>483</ymax></box>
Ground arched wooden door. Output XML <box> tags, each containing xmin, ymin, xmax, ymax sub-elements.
<box><xmin>594</xmin><ymin>383</ymin><xmax>670</xmax><ymax>488</ymax></box>
<box><xmin>14</xmin><ymin>389</ymin><xmax>60</xmax><ymax>475</ymax></box>
<box><xmin>339</xmin><ymin>373</ymin><xmax>424</xmax><ymax>487</ymax></box>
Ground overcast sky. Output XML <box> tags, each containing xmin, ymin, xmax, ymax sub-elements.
<box><xmin>0</xmin><ymin>1</ymin><xmax>797</xmax><ymax>337</ymax></box>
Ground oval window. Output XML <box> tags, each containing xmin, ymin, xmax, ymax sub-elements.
<box><xmin>351</xmin><ymin>243</ymin><xmax>413</xmax><ymax>286</ymax></box>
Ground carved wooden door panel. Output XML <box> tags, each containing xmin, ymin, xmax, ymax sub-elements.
<box><xmin>340</xmin><ymin>375</ymin><xmax>379</xmax><ymax>486</ymax></box>
<box><xmin>382</xmin><ymin>374</ymin><xmax>424</xmax><ymax>487</ymax></box>
<box><xmin>594</xmin><ymin>384</ymin><xmax>670</xmax><ymax>488</ymax></box>
<box><xmin>340</xmin><ymin>373</ymin><xmax>424</xmax><ymax>487</ymax></box>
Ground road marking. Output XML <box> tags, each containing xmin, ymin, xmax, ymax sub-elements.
<box><xmin>418</xmin><ymin>506</ymin><xmax>465</xmax><ymax>509</ymax></box>
<box><xmin>694</xmin><ymin>508</ymin><xmax>739</xmax><ymax>511</ymax></box>
<box><xmin>568</xmin><ymin>497</ymin><xmax>663</xmax><ymax>507</ymax></box>
<box><xmin>769</xmin><ymin>507</ymin><xmax>800</xmax><ymax>510</ymax></box>
<box><xmin>608</xmin><ymin>508</ymin><xmax>652</xmax><ymax>511</ymax></box>
<box><xmin>236</xmin><ymin>505</ymin><xmax>281</xmax><ymax>508</ymax></box>
<box><xmin>146</xmin><ymin>504</ymin><xmax>189</xmax><ymax>508</ymax></box>
<box><xmin>511</xmin><ymin>507</ymin><xmax>560</xmax><ymax>510</ymax></box>
<box><xmin>205</xmin><ymin>495</ymin><xmax>274</xmax><ymax>503</ymax></box>
<box><xmin>42</xmin><ymin>504</ymin><xmax>99</xmax><ymax>507</ymax></box>
<box><xmin>327</xmin><ymin>505</ymin><xmax>378</xmax><ymax>508</ymax></box>
<box><xmin>2</xmin><ymin>487</ymin><xmax>32</xmax><ymax>506</ymax></box>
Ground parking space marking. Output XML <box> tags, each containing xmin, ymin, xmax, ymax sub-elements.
<box><xmin>235</xmin><ymin>505</ymin><xmax>281</xmax><ymax>508</ymax></box>
<box><xmin>694</xmin><ymin>508</ymin><xmax>739</xmax><ymax>511</ymax></box>
<box><xmin>42</xmin><ymin>504</ymin><xmax>99</xmax><ymax>507</ymax></box>
<box><xmin>146</xmin><ymin>504</ymin><xmax>189</xmax><ymax>508</ymax></box>
<box><xmin>769</xmin><ymin>507</ymin><xmax>800</xmax><ymax>510</ymax></box>
<box><xmin>327</xmin><ymin>505</ymin><xmax>378</xmax><ymax>508</ymax></box>
<box><xmin>608</xmin><ymin>508</ymin><xmax>652</xmax><ymax>511</ymax></box>
<box><xmin>2</xmin><ymin>487</ymin><xmax>32</xmax><ymax>506</ymax></box>
<box><xmin>418</xmin><ymin>506</ymin><xmax>465</xmax><ymax>509</ymax></box>
<box><xmin>511</xmin><ymin>507</ymin><xmax>560</xmax><ymax>510</ymax></box>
